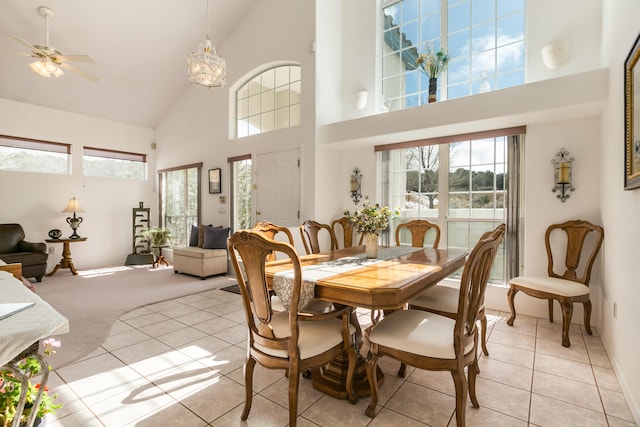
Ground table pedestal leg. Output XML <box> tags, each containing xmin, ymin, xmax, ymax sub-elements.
<box><xmin>311</xmin><ymin>351</ymin><xmax>384</xmax><ymax>398</ymax></box>
<box><xmin>47</xmin><ymin>241</ymin><xmax>78</xmax><ymax>276</ymax></box>
<box><xmin>310</xmin><ymin>309</ymin><xmax>383</xmax><ymax>399</ymax></box>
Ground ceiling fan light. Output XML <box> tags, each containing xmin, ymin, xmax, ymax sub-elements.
<box><xmin>29</xmin><ymin>59</ymin><xmax>64</xmax><ymax>78</ymax></box>
<box><xmin>29</xmin><ymin>60</ymin><xmax>50</xmax><ymax>77</ymax></box>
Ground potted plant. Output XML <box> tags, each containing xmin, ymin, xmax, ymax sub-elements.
<box><xmin>0</xmin><ymin>339</ymin><xmax>62</xmax><ymax>427</ymax></box>
<box><xmin>344</xmin><ymin>197</ymin><xmax>400</xmax><ymax>258</ymax></box>
<box><xmin>416</xmin><ymin>43</ymin><xmax>450</xmax><ymax>103</ymax></box>
<box><xmin>139</xmin><ymin>227</ymin><xmax>173</xmax><ymax>248</ymax></box>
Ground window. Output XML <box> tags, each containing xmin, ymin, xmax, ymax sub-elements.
<box><xmin>381</xmin><ymin>0</ymin><xmax>525</xmax><ymax>110</ymax></box>
<box><xmin>0</xmin><ymin>134</ymin><xmax>70</xmax><ymax>174</ymax></box>
<box><xmin>229</xmin><ymin>155</ymin><xmax>252</xmax><ymax>231</ymax></box>
<box><xmin>378</xmin><ymin>127</ymin><xmax>524</xmax><ymax>284</ymax></box>
<box><xmin>83</xmin><ymin>147</ymin><xmax>146</xmax><ymax>179</ymax></box>
<box><xmin>159</xmin><ymin>163</ymin><xmax>202</xmax><ymax>248</ymax></box>
<box><xmin>236</xmin><ymin>65</ymin><xmax>301</xmax><ymax>138</ymax></box>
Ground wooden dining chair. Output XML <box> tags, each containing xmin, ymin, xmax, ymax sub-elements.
<box><xmin>331</xmin><ymin>216</ymin><xmax>363</xmax><ymax>249</ymax></box>
<box><xmin>252</xmin><ymin>221</ymin><xmax>295</xmax><ymax>261</ymax></box>
<box><xmin>299</xmin><ymin>220</ymin><xmax>336</xmax><ymax>255</ymax></box>
<box><xmin>408</xmin><ymin>225</ymin><xmax>502</xmax><ymax>357</ymax></box>
<box><xmin>395</xmin><ymin>219</ymin><xmax>441</xmax><ymax>248</ymax></box>
<box><xmin>365</xmin><ymin>224</ymin><xmax>505</xmax><ymax>426</ymax></box>
<box><xmin>227</xmin><ymin>231</ymin><xmax>358</xmax><ymax>426</ymax></box>
<box><xmin>507</xmin><ymin>219</ymin><xmax>604</xmax><ymax>347</ymax></box>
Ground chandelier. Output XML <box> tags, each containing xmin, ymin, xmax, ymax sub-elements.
<box><xmin>187</xmin><ymin>0</ymin><xmax>226</xmax><ymax>88</ymax></box>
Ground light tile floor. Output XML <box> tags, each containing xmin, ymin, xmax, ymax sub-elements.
<box><xmin>43</xmin><ymin>287</ymin><xmax>637</xmax><ymax>426</ymax></box>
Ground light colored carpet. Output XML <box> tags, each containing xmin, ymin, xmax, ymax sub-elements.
<box><xmin>33</xmin><ymin>265</ymin><xmax>236</xmax><ymax>369</ymax></box>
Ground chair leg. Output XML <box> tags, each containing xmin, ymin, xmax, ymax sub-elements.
<box><xmin>344</xmin><ymin>343</ymin><xmax>359</xmax><ymax>404</ymax></box>
<box><xmin>468</xmin><ymin>359</ymin><xmax>480</xmax><ymax>408</ymax></box>
<box><xmin>451</xmin><ymin>367</ymin><xmax>468</xmax><ymax>427</ymax></box>
<box><xmin>288</xmin><ymin>370</ymin><xmax>300</xmax><ymax>427</ymax></box>
<box><xmin>365</xmin><ymin>351</ymin><xmax>380</xmax><ymax>418</ymax></box>
<box><xmin>479</xmin><ymin>312</ymin><xmax>489</xmax><ymax>356</ymax></box>
<box><xmin>548</xmin><ymin>299</ymin><xmax>554</xmax><ymax>323</ymax></box>
<box><xmin>241</xmin><ymin>357</ymin><xmax>256</xmax><ymax>421</ymax></box>
<box><xmin>560</xmin><ymin>299</ymin><xmax>574</xmax><ymax>347</ymax></box>
<box><xmin>506</xmin><ymin>286</ymin><xmax>518</xmax><ymax>326</ymax></box>
<box><xmin>583</xmin><ymin>300</ymin><xmax>593</xmax><ymax>335</ymax></box>
<box><xmin>397</xmin><ymin>362</ymin><xmax>407</xmax><ymax>378</ymax></box>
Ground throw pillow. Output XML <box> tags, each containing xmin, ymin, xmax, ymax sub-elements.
<box><xmin>189</xmin><ymin>225</ymin><xmax>199</xmax><ymax>247</ymax></box>
<box><xmin>197</xmin><ymin>224</ymin><xmax>213</xmax><ymax>247</ymax></box>
<box><xmin>202</xmin><ymin>226</ymin><xmax>230</xmax><ymax>249</ymax></box>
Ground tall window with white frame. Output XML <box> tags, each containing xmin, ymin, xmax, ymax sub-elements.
<box><xmin>381</xmin><ymin>0</ymin><xmax>525</xmax><ymax>110</ymax></box>
<box><xmin>159</xmin><ymin>164</ymin><xmax>201</xmax><ymax>248</ymax></box>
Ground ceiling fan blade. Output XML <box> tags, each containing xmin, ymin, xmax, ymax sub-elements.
<box><xmin>0</xmin><ymin>48</ymin><xmax>32</xmax><ymax>57</ymax></box>
<box><xmin>57</xmin><ymin>54</ymin><xmax>95</xmax><ymax>63</ymax></box>
<box><xmin>7</xmin><ymin>34</ymin><xmax>38</xmax><ymax>52</ymax></box>
<box><xmin>58</xmin><ymin>62</ymin><xmax>99</xmax><ymax>82</ymax></box>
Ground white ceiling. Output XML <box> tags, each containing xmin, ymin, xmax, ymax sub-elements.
<box><xmin>0</xmin><ymin>0</ymin><xmax>254</xmax><ymax>129</ymax></box>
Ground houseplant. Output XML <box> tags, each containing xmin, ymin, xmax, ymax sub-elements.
<box><xmin>139</xmin><ymin>227</ymin><xmax>172</xmax><ymax>248</ymax></box>
<box><xmin>416</xmin><ymin>44</ymin><xmax>450</xmax><ymax>103</ymax></box>
<box><xmin>0</xmin><ymin>338</ymin><xmax>62</xmax><ymax>427</ymax></box>
<box><xmin>344</xmin><ymin>197</ymin><xmax>400</xmax><ymax>258</ymax></box>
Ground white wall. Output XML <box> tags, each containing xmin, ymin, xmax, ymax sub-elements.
<box><xmin>0</xmin><ymin>99</ymin><xmax>156</xmax><ymax>270</ymax></box>
<box><xmin>600</xmin><ymin>0</ymin><xmax>640</xmax><ymax>420</ymax></box>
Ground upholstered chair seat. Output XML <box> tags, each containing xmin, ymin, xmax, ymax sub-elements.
<box><xmin>368</xmin><ymin>309</ymin><xmax>474</xmax><ymax>359</ymax></box>
<box><xmin>509</xmin><ymin>276</ymin><xmax>589</xmax><ymax>297</ymax></box>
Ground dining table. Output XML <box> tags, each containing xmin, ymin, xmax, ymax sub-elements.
<box><xmin>265</xmin><ymin>244</ymin><xmax>468</xmax><ymax>399</ymax></box>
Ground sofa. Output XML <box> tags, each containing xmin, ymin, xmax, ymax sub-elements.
<box><xmin>173</xmin><ymin>224</ymin><xmax>229</xmax><ymax>279</ymax></box>
<box><xmin>0</xmin><ymin>224</ymin><xmax>48</xmax><ymax>282</ymax></box>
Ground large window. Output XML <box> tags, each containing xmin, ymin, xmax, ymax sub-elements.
<box><xmin>83</xmin><ymin>147</ymin><xmax>146</xmax><ymax>179</ymax></box>
<box><xmin>159</xmin><ymin>163</ymin><xmax>201</xmax><ymax>248</ymax></box>
<box><xmin>379</xmin><ymin>128</ymin><xmax>524</xmax><ymax>284</ymax></box>
<box><xmin>381</xmin><ymin>0</ymin><xmax>525</xmax><ymax>110</ymax></box>
<box><xmin>0</xmin><ymin>134</ymin><xmax>70</xmax><ymax>174</ymax></box>
<box><xmin>236</xmin><ymin>65</ymin><xmax>301</xmax><ymax>138</ymax></box>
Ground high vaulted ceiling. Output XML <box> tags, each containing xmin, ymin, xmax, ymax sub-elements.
<box><xmin>0</xmin><ymin>0</ymin><xmax>254</xmax><ymax>129</ymax></box>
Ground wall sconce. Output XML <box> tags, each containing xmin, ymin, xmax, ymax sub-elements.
<box><xmin>542</xmin><ymin>41</ymin><xmax>570</xmax><ymax>70</ymax></box>
<box><xmin>551</xmin><ymin>148</ymin><xmax>575</xmax><ymax>202</ymax></box>
<box><xmin>350</xmin><ymin>167</ymin><xmax>362</xmax><ymax>204</ymax></box>
<box><xmin>354</xmin><ymin>90</ymin><xmax>368</xmax><ymax>111</ymax></box>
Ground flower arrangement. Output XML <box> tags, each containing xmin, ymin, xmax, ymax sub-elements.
<box><xmin>344</xmin><ymin>197</ymin><xmax>400</xmax><ymax>235</ymax></box>
<box><xmin>0</xmin><ymin>339</ymin><xmax>62</xmax><ymax>427</ymax></box>
<box><xmin>416</xmin><ymin>44</ymin><xmax>450</xmax><ymax>79</ymax></box>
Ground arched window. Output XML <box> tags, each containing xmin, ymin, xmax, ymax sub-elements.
<box><xmin>236</xmin><ymin>65</ymin><xmax>301</xmax><ymax>138</ymax></box>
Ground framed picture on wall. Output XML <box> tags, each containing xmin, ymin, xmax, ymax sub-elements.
<box><xmin>624</xmin><ymin>32</ymin><xmax>640</xmax><ymax>190</ymax></box>
<box><xmin>208</xmin><ymin>168</ymin><xmax>221</xmax><ymax>194</ymax></box>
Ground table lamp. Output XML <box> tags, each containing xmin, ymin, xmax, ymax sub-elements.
<box><xmin>62</xmin><ymin>197</ymin><xmax>85</xmax><ymax>239</ymax></box>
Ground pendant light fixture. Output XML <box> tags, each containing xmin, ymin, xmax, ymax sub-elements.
<box><xmin>187</xmin><ymin>0</ymin><xmax>226</xmax><ymax>88</ymax></box>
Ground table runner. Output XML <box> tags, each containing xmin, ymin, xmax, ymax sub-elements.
<box><xmin>273</xmin><ymin>246</ymin><xmax>422</xmax><ymax>311</ymax></box>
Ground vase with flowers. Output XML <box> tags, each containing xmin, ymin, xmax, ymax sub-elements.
<box><xmin>0</xmin><ymin>339</ymin><xmax>62</xmax><ymax>427</ymax></box>
<box><xmin>344</xmin><ymin>197</ymin><xmax>400</xmax><ymax>258</ymax></box>
<box><xmin>416</xmin><ymin>43</ymin><xmax>449</xmax><ymax>103</ymax></box>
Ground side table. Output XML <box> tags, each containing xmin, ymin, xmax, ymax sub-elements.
<box><xmin>45</xmin><ymin>237</ymin><xmax>88</xmax><ymax>276</ymax></box>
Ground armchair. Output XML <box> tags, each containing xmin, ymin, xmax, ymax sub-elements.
<box><xmin>0</xmin><ymin>224</ymin><xmax>48</xmax><ymax>282</ymax></box>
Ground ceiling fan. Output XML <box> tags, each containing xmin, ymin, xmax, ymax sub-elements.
<box><xmin>0</xmin><ymin>6</ymin><xmax>99</xmax><ymax>82</ymax></box>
